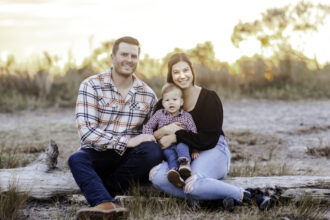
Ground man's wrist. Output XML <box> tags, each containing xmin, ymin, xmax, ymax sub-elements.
<box><xmin>116</xmin><ymin>136</ymin><xmax>128</xmax><ymax>151</ymax></box>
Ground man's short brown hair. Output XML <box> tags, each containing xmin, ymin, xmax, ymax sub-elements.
<box><xmin>112</xmin><ymin>36</ymin><xmax>140</xmax><ymax>55</ymax></box>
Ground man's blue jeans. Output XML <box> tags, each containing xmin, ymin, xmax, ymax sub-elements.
<box><xmin>163</xmin><ymin>142</ymin><xmax>191</xmax><ymax>170</ymax></box>
<box><xmin>68</xmin><ymin>141</ymin><xmax>163</xmax><ymax>206</ymax></box>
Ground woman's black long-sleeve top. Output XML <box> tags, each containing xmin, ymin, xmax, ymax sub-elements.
<box><xmin>154</xmin><ymin>88</ymin><xmax>224</xmax><ymax>151</ymax></box>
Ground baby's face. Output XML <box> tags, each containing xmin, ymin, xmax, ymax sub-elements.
<box><xmin>162</xmin><ymin>89</ymin><xmax>183</xmax><ymax>116</ymax></box>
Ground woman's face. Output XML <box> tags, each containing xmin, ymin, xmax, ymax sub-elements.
<box><xmin>171</xmin><ymin>61</ymin><xmax>194</xmax><ymax>89</ymax></box>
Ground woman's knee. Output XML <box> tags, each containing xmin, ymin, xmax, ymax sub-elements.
<box><xmin>149</xmin><ymin>162</ymin><xmax>168</xmax><ymax>186</ymax></box>
<box><xmin>149</xmin><ymin>163</ymin><xmax>161</xmax><ymax>182</ymax></box>
<box><xmin>183</xmin><ymin>174</ymin><xmax>199</xmax><ymax>195</ymax></box>
<box><xmin>191</xmin><ymin>149</ymin><xmax>229</xmax><ymax>179</ymax></box>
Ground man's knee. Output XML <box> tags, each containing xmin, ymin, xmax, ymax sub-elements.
<box><xmin>136</xmin><ymin>141</ymin><xmax>162</xmax><ymax>156</ymax></box>
<box><xmin>67</xmin><ymin>150</ymin><xmax>88</xmax><ymax>169</ymax></box>
<box><xmin>133</xmin><ymin>142</ymin><xmax>163</xmax><ymax>168</ymax></box>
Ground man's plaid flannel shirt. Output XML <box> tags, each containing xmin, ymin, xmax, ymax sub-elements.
<box><xmin>76</xmin><ymin>68</ymin><xmax>157</xmax><ymax>156</ymax></box>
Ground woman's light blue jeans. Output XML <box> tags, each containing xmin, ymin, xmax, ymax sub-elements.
<box><xmin>149</xmin><ymin>135</ymin><xmax>243</xmax><ymax>202</ymax></box>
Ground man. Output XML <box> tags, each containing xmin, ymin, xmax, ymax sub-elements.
<box><xmin>68</xmin><ymin>36</ymin><xmax>163</xmax><ymax>219</ymax></box>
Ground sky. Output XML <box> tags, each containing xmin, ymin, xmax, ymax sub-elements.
<box><xmin>0</xmin><ymin>0</ymin><xmax>330</xmax><ymax>65</ymax></box>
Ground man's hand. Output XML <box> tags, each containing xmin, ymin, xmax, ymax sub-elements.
<box><xmin>159</xmin><ymin>134</ymin><xmax>177</xmax><ymax>149</ymax></box>
<box><xmin>127</xmin><ymin>134</ymin><xmax>156</xmax><ymax>148</ymax></box>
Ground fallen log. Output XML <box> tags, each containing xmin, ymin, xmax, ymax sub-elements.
<box><xmin>0</xmin><ymin>140</ymin><xmax>80</xmax><ymax>199</ymax></box>
<box><xmin>0</xmin><ymin>140</ymin><xmax>329</xmax><ymax>201</ymax></box>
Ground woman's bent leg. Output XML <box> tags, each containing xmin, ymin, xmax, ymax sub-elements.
<box><xmin>191</xmin><ymin>135</ymin><xmax>230</xmax><ymax>178</ymax></box>
<box><xmin>184</xmin><ymin>174</ymin><xmax>242</xmax><ymax>201</ymax></box>
<box><xmin>185</xmin><ymin>136</ymin><xmax>242</xmax><ymax>201</ymax></box>
<box><xmin>150</xmin><ymin>136</ymin><xmax>242</xmax><ymax>202</ymax></box>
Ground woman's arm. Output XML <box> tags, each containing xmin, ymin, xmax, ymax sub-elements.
<box><xmin>154</xmin><ymin>122</ymin><xmax>182</xmax><ymax>140</ymax></box>
<box><xmin>175</xmin><ymin>90</ymin><xmax>223</xmax><ymax>151</ymax></box>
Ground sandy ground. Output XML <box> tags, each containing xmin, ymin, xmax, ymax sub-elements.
<box><xmin>223</xmin><ymin>99</ymin><xmax>330</xmax><ymax>176</ymax></box>
<box><xmin>1</xmin><ymin>99</ymin><xmax>329</xmax><ymax>219</ymax></box>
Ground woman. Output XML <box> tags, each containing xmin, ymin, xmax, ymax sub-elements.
<box><xmin>149</xmin><ymin>52</ymin><xmax>250</xmax><ymax>210</ymax></box>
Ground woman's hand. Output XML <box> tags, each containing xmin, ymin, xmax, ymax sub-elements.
<box><xmin>154</xmin><ymin>122</ymin><xmax>183</xmax><ymax>140</ymax></box>
<box><xmin>166</xmin><ymin>122</ymin><xmax>183</xmax><ymax>133</ymax></box>
<box><xmin>158</xmin><ymin>134</ymin><xmax>177</xmax><ymax>149</ymax></box>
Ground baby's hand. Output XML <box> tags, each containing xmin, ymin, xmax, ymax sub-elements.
<box><xmin>191</xmin><ymin>149</ymin><xmax>199</xmax><ymax>160</ymax></box>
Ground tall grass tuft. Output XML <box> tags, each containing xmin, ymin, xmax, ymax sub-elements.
<box><xmin>118</xmin><ymin>182</ymin><xmax>199</xmax><ymax>219</ymax></box>
<box><xmin>0</xmin><ymin>146</ymin><xmax>31</xmax><ymax>169</ymax></box>
<box><xmin>0</xmin><ymin>182</ymin><xmax>29</xmax><ymax>220</ymax></box>
<box><xmin>229</xmin><ymin>159</ymin><xmax>293</xmax><ymax>177</ymax></box>
<box><xmin>306</xmin><ymin>145</ymin><xmax>330</xmax><ymax>158</ymax></box>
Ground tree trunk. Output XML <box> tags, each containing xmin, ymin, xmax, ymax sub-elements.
<box><xmin>0</xmin><ymin>140</ymin><xmax>329</xmax><ymax>201</ymax></box>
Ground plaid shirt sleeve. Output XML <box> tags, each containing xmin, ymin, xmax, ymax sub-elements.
<box><xmin>142</xmin><ymin>109</ymin><xmax>161</xmax><ymax>134</ymax></box>
<box><xmin>76</xmin><ymin>81</ymin><xmax>128</xmax><ymax>150</ymax></box>
<box><xmin>183</xmin><ymin>112</ymin><xmax>197</xmax><ymax>133</ymax></box>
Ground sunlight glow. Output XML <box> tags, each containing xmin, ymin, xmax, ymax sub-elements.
<box><xmin>0</xmin><ymin>0</ymin><xmax>329</xmax><ymax>65</ymax></box>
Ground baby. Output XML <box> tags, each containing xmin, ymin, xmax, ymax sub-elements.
<box><xmin>143</xmin><ymin>83</ymin><xmax>198</xmax><ymax>187</ymax></box>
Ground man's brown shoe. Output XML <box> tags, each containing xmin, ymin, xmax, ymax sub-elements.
<box><xmin>76</xmin><ymin>202</ymin><xmax>128</xmax><ymax>220</ymax></box>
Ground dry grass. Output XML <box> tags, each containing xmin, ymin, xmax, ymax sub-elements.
<box><xmin>306</xmin><ymin>146</ymin><xmax>330</xmax><ymax>158</ymax></box>
<box><xmin>53</xmin><ymin>199</ymin><xmax>78</xmax><ymax>220</ymax></box>
<box><xmin>110</xmin><ymin>185</ymin><xmax>329</xmax><ymax>220</ymax></box>
<box><xmin>229</xmin><ymin>160</ymin><xmax>293</xmax><ymax>177</ymax></box>
<box><xmin>26</xmin><ymin>190</ymin><xmax>328</xmax><ymax>220</ymax></box>
<box><xmin>0</xmin><ymin>138</ymin><xmax>44</xmax><ymax>169</ymax></box>
<box><xmin>0</xmin><ymin>147</ymin><xmax>33</xmax><ymax>169</ymax></box>
<box><xmin>0</xmin><ymin>182</ymin><xmax>29</xmax><ymax>220</ymax></box>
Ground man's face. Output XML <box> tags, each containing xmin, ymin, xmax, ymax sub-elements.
<box><xmin>111</xmin><ymin>42</ymin><xmax>139</xmax><ymax>77</ymax></box>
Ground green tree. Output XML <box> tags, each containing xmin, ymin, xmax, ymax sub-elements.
<box><xmin>231</xmin><ymin>1</ymin><xmax>330</xmax><ymax>62</ymax></box>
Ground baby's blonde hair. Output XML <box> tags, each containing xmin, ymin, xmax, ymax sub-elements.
<box><xmin>161</xmin><ymin>83</ymin><xmax>182</xmax><ymax>98</ymax></box>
